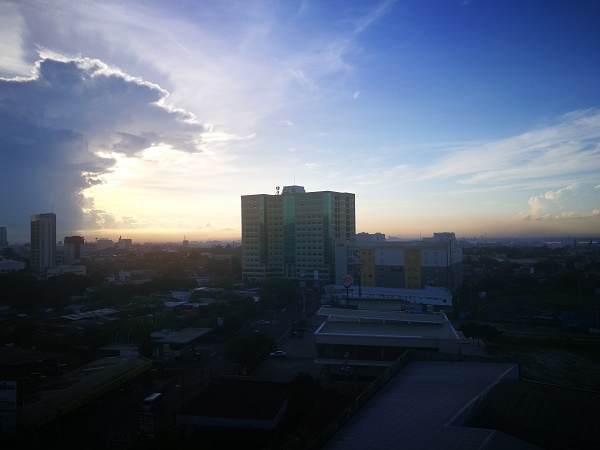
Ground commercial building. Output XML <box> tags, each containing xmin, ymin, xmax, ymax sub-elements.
<box><xmin>241</xmin><ymin>186</ymin><xmax>355</xmax><ymax>284</ymax></box>
<box><xmin>30</xmin><ymin>213</ymin><xmax>56</xmax><ymax>275</ymax></box>
<box><xmin>314</xmin><ymin>307</ymin><xmax>461</xmax><ymax>379</ymax></box>
<box><xmin>334</xmin><ymin>232</ymin><xmax>462</xmax><ymax>294</ymax></box>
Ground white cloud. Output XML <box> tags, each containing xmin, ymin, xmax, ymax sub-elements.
<box><xmin>0</xmin><ymin>54</ymin><xmax>208</xmax><ymax>234</ymax></box>
<box><xmin>518</xmin><ymin>182</ymin><xmax>600</xmax><ymax>221</ymax></box>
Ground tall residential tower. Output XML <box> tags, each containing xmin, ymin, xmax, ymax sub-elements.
<box><xmin>30</xmin><ymin>213</ymin><xmax>57</xmax><ymax>274</ymax></box>
<box><xmin>241</xmin><ymin>186</ymin><xmax>355</xmax><ymax>284</ymax></box>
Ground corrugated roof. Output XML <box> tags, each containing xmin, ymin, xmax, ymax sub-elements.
<box><xmin>19</xmin><ymin>355</ymin><xmax>152</xmax><ymax>428</ymax></box>
<box><xmin>469</xmin><ymin>380</ymin><xmax>600</xmax><ymax>449</ymax></box>
<box><xmin>323</xmin><ymin>361</ymin><xmax>530</xmax><ymax>450</ymax></box>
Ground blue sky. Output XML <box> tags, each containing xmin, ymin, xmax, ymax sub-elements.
<box><xmin>1</xmin><ymin>0</ymin><xmax>599</xmax><ymax>243</ymax></box>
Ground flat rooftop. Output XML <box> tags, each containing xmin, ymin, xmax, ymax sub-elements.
<box><xmin>323</xmin><ymin>361</ymin><xmax>532</xmax><ymax>450</ymax></box>
<box><xmin>315</xmin><ymin>308</ymin><xmax>458</xmax><ymax>340</ymax></box>
<box><xmin>318</xmin><ymin>321</ymin><xmax>456</xmax><ymax>340</ymax></box>
<box><xmin>155</xmin><ymin>327</ymin><xmax>212</xmax><ymax>345</ymax></box>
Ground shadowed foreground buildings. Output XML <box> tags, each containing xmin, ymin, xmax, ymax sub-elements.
<box><xmin>241</xmin><ymin>186</ymin><xmax>356</xmax><ymax>284</ymax></box>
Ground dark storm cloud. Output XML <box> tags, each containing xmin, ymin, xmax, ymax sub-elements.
<box><xmin>0</xmin><ymin>55</ymin><xmax>207</xmax><ymax>240</ymax></box>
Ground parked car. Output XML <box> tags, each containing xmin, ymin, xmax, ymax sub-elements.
<box><xmin>257</xmin><ymin>320</ymin><xmax>270</xmax><ymax>325</ymax></box>
<box><xmin>269</xmin><ymin>350</ymin><xmax>287</xmax><ymax>358</ymax></box>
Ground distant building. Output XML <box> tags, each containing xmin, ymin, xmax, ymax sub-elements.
<box><xmin>0</xmin><ymin>259</ymin><xmax>26</xmax><ymax>274</ymax></box>
<box><xmin>95</xmin><ymin>238</ymin><xmax>114</xmax><ymax>250</ymax></box>
<box><xmin>63</xmin><ymin>236</ymin><xmax>85</xmax><ymax>264</ymax></box>
<box><xmin>30</xmin><ymin>213</ymin><xmax>57</xmax><ymax>275</ymax></box>
<box><xmin>47</xmin><ymin>264</ymin><xmax>87</xmax><ymax>277</ymax></box>
<box><xmin>334</xmin><ymin>232</ymin><xmax>463</xmax><ymax>294</ymax></box>
<box><xmin>241</xmin><ymin>186</ymin><xmax>356</xmax><ymax>283</ymax></box>
<box><xmin>117</xmin><ymin>236</ymin><xmax>132</xmax><ymax>249</ymax></box>
<box><xmin>355</xmin><ymin>232</ymin><xmax>386</xmax><ymax>243</ymax></box>
<box><xmin>118</xmin><ymin>269</ymin><xmax>157</xmax><ymax>283</ymax></box>
<box><xmin>0</xmin><ymin>226</ymin><xmax>7</xmax><ymax>248</ymax></box>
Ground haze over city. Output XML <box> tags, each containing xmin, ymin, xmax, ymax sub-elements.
<box><xmin>1</xmin><ymin>0</ymin><xmax>599</xmax><ymax>244</ymax></box>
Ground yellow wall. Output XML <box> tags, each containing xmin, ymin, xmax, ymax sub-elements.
<box><xmin>404</xmin><ymin>249</ymin><xmax>421</xmax><ymax>289</ymax></box>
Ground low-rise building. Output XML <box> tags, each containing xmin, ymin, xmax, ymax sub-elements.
<box><xmin>0</xmin><ymin>259</ymin><xmax>26</xmax><ymax>274</ymax></box>
<box><xmin>314</xmin><ymin>307</ymin><xmax>461</xmax><ymax>379</ymax></box>
<box><xmin>334</xmin><ymin>232</ymin><xmax>463</xmax><ymax>294</ymax></box>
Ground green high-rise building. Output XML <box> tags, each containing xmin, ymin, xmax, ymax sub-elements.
<box><xmin>241</xmin><ymin>186</ymin><xmax>355</xmax><ymax>284</ymax></box>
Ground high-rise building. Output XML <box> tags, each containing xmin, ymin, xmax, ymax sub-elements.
<box><xmin>63</xmin><ymin>236</ymin><xmax>85</xmax><ymax>264</ymax></box>
<box><xmin>30</xmin><ymin>213</ymin><xmax>57</xmax><ymax>274</ymax></box>
<box><xmin>241</xmin><ymin>186</ymin><xmax>355</xmax><ymax>283</ymax></box>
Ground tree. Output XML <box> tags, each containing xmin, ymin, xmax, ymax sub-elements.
<box><xmin>459</xmin><ymin>322</ymin><xmax>502</xmax><ymax>346</ymax></box>
<box><xmin>257</xmin><ymin>278</ymin><xmax>298</xmax><ymax>311</ymax></box>
<box><xmin>223</xmin><ymin>332</ymin><xmax>274</xmax><ymax>373</ymax></box>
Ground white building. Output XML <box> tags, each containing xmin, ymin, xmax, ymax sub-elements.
<box><xmin>0</xmin><ymin>259</ymin><xmax>26</xmax><ymax>274</ymax></box>
<box><xmin>30</xmin><ymin>213</ymin><xmax>56</xmax><ymax>275</ymax></box>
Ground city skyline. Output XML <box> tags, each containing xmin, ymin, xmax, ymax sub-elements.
<box><xmin>1</xmin><ymin>1</ymin><xmax>600</xmax><ymax>244</ymax></box>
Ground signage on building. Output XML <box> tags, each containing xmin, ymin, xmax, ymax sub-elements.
<box><xmin>352</xmin><ymin>255</ymin><xmax>365</xmax><ymax>269</ymax></box>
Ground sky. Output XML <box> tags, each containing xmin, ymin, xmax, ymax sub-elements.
<box><xmin>1</xmin><ymin>0</ymin><xmax>599</xmax><ymax>244</ymax></box>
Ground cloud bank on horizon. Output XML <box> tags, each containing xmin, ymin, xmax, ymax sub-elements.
<box><xmin>0</xmin><ymin>54</ymin><xmax>208</xmax><ymax>237</ymax></box>
<box><xmin>1</xmin><ymin>0</ymin><xmax>600</xmax><ymax>242</ymax></box>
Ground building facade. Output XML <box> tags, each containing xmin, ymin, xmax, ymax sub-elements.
<box><xmin>241</xmin><ymin>186</ymin><xmax>355</xmax><ymax>283</ymax></box>
<box><xmin>30</xmin><ymin>213</ymin><xmax>57</xmax><ymax>275</ymax></box>
<box><xmin>335</xmin><ymin>232</ymin><xmax>463</xmax><ymax>294</ymax></box>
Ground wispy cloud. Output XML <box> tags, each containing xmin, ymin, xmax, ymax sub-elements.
<box><xmin>353</xmin><ymin>0</ymin><xmax>398</xmax><ymax>35</ymax></box>
<box><xmin>419</xmin><ymin>110</ymin><xmax>600</xmax><ymax>186</ymax></box>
